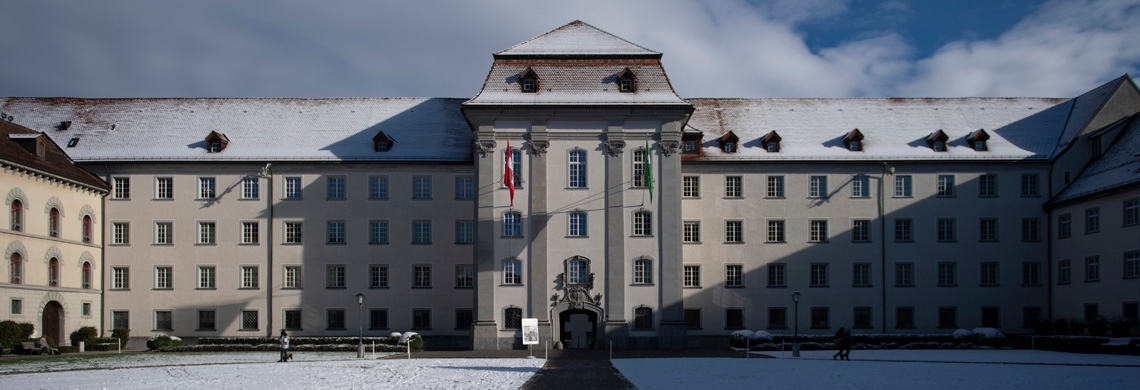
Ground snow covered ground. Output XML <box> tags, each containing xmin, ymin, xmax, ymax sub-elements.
<box><xmin>2</xmin><ymin>349</ymin><xmax>1138</xmax><ymax>389</ymax></box>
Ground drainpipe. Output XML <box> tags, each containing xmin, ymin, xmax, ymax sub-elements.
<box><xmin>880</xmin><ymin>162</ymin><xmax>891</xmax><ymax>333</ymax></box>
<box><xmin>261</xmin><ymin>164</ymin><xmax>274</xmax><ymax>338</ymax></box>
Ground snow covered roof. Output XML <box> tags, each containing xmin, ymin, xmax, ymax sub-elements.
<box><xmin>0</xmin><ymin>98</ymin><xmax>473</xmax><ymax>163</ymax></box>
<box><xmin>1052</xmin><ymin>115</ymin><xmax>1140</xmax><ymax>203</ymax></box>
<box><xmin>1052</xmin><ymin>75</ymin><xmax>1129</xmax><ymax>154</ymax></box>
<box><xmin>495</xmin><ymin>21</ymin><xmax>659</xmax><ymax>57</ymax></box>
<box><xmin>466</xmin><ymin>60</ymin><xmax>688</xmax><ymax>106</ymax></box>
<box><xmin>685</xmin><ymin>97</ymin><xmax>1073</xmax><ymax>161</ymax></box>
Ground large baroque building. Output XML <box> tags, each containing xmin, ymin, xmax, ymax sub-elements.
<box><xmin>2</xmin><ymin>21</ymin><xmax>1138</xmax><ymax>349</ymax></box>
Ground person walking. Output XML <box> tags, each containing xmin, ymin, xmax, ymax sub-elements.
<box><xmin>840</xmin><ymin>328</ymin><xmax>852</xmax><ymax>360</ymax></box>
<box><xmin>832</xmin><ymin>327</ymin><xmax>846</xmax><ymax>360</ymax></box>
<box><xmin>278</xmin><ymin>329</ymin><xmax>291</xmax><ymax>362</ymax></box>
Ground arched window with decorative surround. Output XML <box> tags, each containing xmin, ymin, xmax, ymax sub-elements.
<box><xmin>566</xmin><ymin>256</ymin><xmax>589</xmax><ymax>285</ymax></box>
<box><xmin>49</xmin><ymin>208</ymin><xmax>60</xmax><ymax>238</ymax></box>
<box><xmin>10</xmin><ymin>200</ymin><xmax>22</xmax><ymax>231</ymax></box>
<box><xmin>82</xmin><ymin>261</ymin><xmax>92</xmax><ymax>289</ymax></box>
<box><xmin>48</xmin><ymin>258</ymin><xmax>59</xmax><ymax>287</ymax></box>
<box><xmin>10</xmin><ymin>253</ymin><xmax>21</xmax><ymax>284</ymax></box>
<box><xmin>82</xmin><ymin>216</ymin><xmax>92</xmax><ymax>243</ymax></box>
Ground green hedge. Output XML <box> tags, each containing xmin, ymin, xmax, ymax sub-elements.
<box><xmin>0</xmin><ymin>321</ymin><xmax>35</xmax><ymax>350</ymax></box>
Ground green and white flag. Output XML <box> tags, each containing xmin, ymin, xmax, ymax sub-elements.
<box><xmin>645</xmin><ymin>140</ymin><xmax>654</xmax><ymax>203</ymax></box>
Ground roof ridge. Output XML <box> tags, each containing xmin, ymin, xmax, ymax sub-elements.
<box><xmin>494</xmin><ymin>20</ymin><xmax>658</xmax><ymax>56</ymax></box>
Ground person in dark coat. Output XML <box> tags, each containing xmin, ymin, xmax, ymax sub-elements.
<box><xmin>832</xmin><ymin>327</ymin><xmax>847</xmax><ymax>360</ymax></box>
<box><xmin>840</xmin><ymin>328</ymin><xmax>852</xmax><ymax>360</ymax></box>
<box><xmin>278</xmin><ymin>329</ymin><xmax>291</xmax><ymax>362</ymax></box>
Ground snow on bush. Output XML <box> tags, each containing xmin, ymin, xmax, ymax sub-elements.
<box><xmin>753</xmin><ymin>331</ymin><xmax>773</xmax><ymax>341</ymax></box>
<box><xmin>972</xmin><ymin>327</ymin><xmax>1004</xmax><ymax>340</ymax></box>
<box><xmin>952</xmin><ymin>329</ymin><xmax>974</xmax><ymax>340</ymax></box>
<box><xmin>397</xmin><ymin>332</ymin><xmax>419</xmax><ymax>345</ymax></box>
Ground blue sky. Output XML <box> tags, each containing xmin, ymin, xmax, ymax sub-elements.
<box><xmin>1</xmin><ymin>0</ymin><xmax>1136</xmax><ymax>99</ymax></box>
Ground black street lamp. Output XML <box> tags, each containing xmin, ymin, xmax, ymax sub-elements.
<box><xmin>792</xmin><ymin>291</ymin><xmax>801</xmax><ymax>357</ymax></box>
<box><xmin>356</xmin><ymin>293</ymin><xmax>365</xmax><ymax>358</ymax></box>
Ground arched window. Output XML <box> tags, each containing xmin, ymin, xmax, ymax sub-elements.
<box><xmin>503</xmin><ymin>259</ymin><xmax>522</xmax><ymax>285</ymax></box>
<box><xmin>503</xmin><ymin>211</ymin><xmax>522</xmax><ymax>237</ymax></box>
<box><xmin>634</xmin><ymin>306</ymin><xmax>654</xmax><ymax>330</ymax></box>
<box><xmin>49</xmin><ymin>208</ymin><xmax>60</xmax><ymax>237</ymax></box>
<box><xmin>633</xmin><ymin>210</ymin><xmax>653</xmax><ymax>236</ymax></box>
<box><xmin>82</xmin><ymin>261</ymin><xmax>92</xmax><ymax>289</ymax></box>
<box><xmin>567</xmin><ymin>257</ymin><xmax>588</xmax><ymax>285</ymax></box>
<box><xmin>504</xmin><ymin>307</ymin><xmax>522</xmax><ymax>330</ymax></box>
<box><xmin>48</xmin><ymin>258</ymin><xmax>59</xmax><ymax>287</ymax></box>
<box><xmin>9</xmin><ymin>253</ymin><xmax>21</xmax><ymax>284</ymax></box>
<box><xmin>10</xmin><ymin>200</ymin><xmax>22</xmax><ymax>231</ymax></box>
<box><xmin>568</xmin><ymin>150</ymin><xmax>586</xmax><ymax>188</ymax></box>
<box><xmin>82</xmin><ymin>216</ymin><xmax>92</xmax><ymax>243</ymax></box>
<box><xmin>633</xmin><ymin>258</ymin><xmax>653</xmax><ymax>284</ymax></box>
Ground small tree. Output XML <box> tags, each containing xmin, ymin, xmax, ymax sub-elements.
<box><xmin>71</xmin><ymin>326</ymin><xmax>99</xmax><ymax>346</ymax></box>
<box><xmin>111</xmin><ymin>328</ymin><xmax>130</xmax><ymax>346</ymax></box>
<box><xmin>1108</xmin><ymin>317</ymin><xmax>1133</xmax><ymax>337</ymax></box>
<box><xmin>1088</xmin><ymin>317</ymin><xmax>1109</xmax><ymax>336</ymax></box>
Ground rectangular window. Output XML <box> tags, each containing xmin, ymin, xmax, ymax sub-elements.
<box><xmin>370</xmin><ymin>220</ymin><xmax>389</xmax><ymax>244</ymax></box>
<box><xmin>684</xmin><ymin>309</ymin><xmax>702</xmax><ymax>330</ymax></box>
<box><xmin>455</xmin><ymin>309</ymin><xmax>474</xmax><ymax>330</ymax></box>
<box><xmin>241</xmin><ymin>266</ymin><xmax>259</xmax><ymax>289</ymax></box>
<box><xmin>938</xmin><ymin>307</ymin><xmax>957</xmax><ymax>328</ymax></box>
<box><xmin>370</xmin><ymin>265</ymin><xmax>389</xmax><ymax>288</ymax></box>
<box><xmin>938</xmin><ymin>262</ymin><xmax>957</xmax><ymax>286</ymax></box>
<box><xmin>1022</xmin><ymin>262</ymin><xmax>1040</xmax><ymax>286</ymax></box>
<box><xmin>767</xmin><ymin>176</ymin><xmax>785</xmax><ymax>198</ymax></box>
<box><xmin>1085</xmin><ymin>207</ymin><xmax>1100</xmax><ymax>234</ymax></box>
<box><xmin>503</xmin><ymin>212</ymin><xmax>522</xmax><ymax>237</ymax></box>
<box><xmin>198</xmin><ymin>177</ymin><xmax>216</xmax><ymax>199</ymax></box>
<box><xmin>154</xmin><ymin>266</ymin><xmax>172</xmax><ymax>290</ymax></box>
<box><xmin>767</xmin><ymin>220</ymin><xmax>785</xmax><ymax>243</ymax></box>
<box><xmin>1125</xmin><ymin>251</ymin><xmax>1140</xmax><ymax>279</ymax></box>
<box><xmin>369</xmin><ymin>176</ymin><xmax>389</xmax><ymax>199</ymax></box>
<box><xmin>327</xmin><ymin>309</ymin><xmax>346</xmax><ymax>330</ymax></box>
<box><xmin>1085</xmin><ymin>304</ymin><xmax>1100</xmax><ymax>324</ymax></box>
<box><xmin>810</xmin><ymin>307</ymin><xmax>830</xmax><ymax>329</ymax></box>
<box><xmin>284</xmin><ymin>266</ymin><xmax>301</xmax><ymax>289</ymax></box>
<box><xmin>895</xmin><ymin>263</ymin><xmax>914</xmax><ymax>286</ymax></box>
<box><xmin>810</xmin><ymin>263</ymin><xmax>829</xmax><ymax>287</ymax></box>
<box><xmin>109</xmin><ymin>310</ymin><xmax>130</xmax><ymax>331</ymax></box>
<box><xmin>327</xmin><ymin>265</ymin><xmax>346</xmax><ymax>288</ymax></box>
<box><xmin>937</xmin><ymin>218</ymin><xmax>956</xmax><ymax>242</ymax></box>
<box><xmin>112</xmin><ymin>267</ymin><xmax>129</xmax><ymax>289</ymax></box>
<box><xmin>851</xmin><ymin>175</ymin><xmax>870</xmax><ymax>197</ymax></box>
<box><xmin>284</xmin><ymin>310</ymin><xmax>302</xmax><ymax>330</ymax></box>
<box><xmin>809</xmin><ymin>176</ymin><xmax>827</xmax><ymax>198</ymax></box>
<box><xmin>413</xmin><ymin>220</ymin><xmax>432</xmax><ymax>244</ymax></box>
<box><xmin>633</xmin><ymin>212</ymin><xmax>652</xmax><ymax>236</ymax></box>
<box><xmin>1021</xmin><ymin>218</ymin><xmax>1040</xmax><ymax>241</ymax></box>
<box><xmin>853</xmin><ymin>307</ymin><xmax>873</xmax><ymax>329</ymax></box>
<box><xmin>979</xmin><ymin>218</ymin><xmax>999</xmax><ymax>242</ymax></box>
<box><xmin>768</xmin><ymin>307</ymin><xmax>787</xmax><ymax>329</ymax></box>
<box><xmin>568</xmin><ymin>212</ymin><xmax>587</xmax><ymax>237</ymax></box>
<box><xmin>413</xmin><ymin>265</ymin><xmax>432</xmax><ymax>288</ymax></box>
<box><xmin>979</xmin><ymin>174</ymin><xmax>997</xmax><ymax>197</ymax></box>
<box><xmin>853</xmin><ymin>263</ymin><xmax>871</xmax><ymax>287</ymax></box>
<box><xmin>725</xmin><ymin>308</ymin><xmax>744</xmax><ymax>329</ymax></box>
<box><xmin>683</xmin><ymin>176</ymin><xmax>700</xmax><ymax>198</ymax></box>
<box><xmin>684</xmin><ymin>265</ymin><xmax>700</xmax><ymax>287</ymax></box>
<box><xmin>198</xmin><ymin>222</ymin><xmax>216</xmax><ymax>244</ymax></box>
<box><xmin>455</xmin><ymin>176</ymin><xmax>474</xmax><ymax>199</ymax></box>
<box><xmin>370</xmin><ymin>309</ymin><xmax>389</xmax><ymax>330</ymax></box>
<box><xmin>725</xmin><ymin>176</ymin><xmax>742</xmax><ymax>198</ymax></box>
<box><xmin>327</xmin><ymin>176</ymin><xmax>346</xmax><ymax>200</ymax></box>
<box><xmin>154</xmin><ymin>310</ymin><xmax>173</xmax><ymax>331</ymax></box>
<box><xmin>82</xmin><ymin>302</ymin><xmax>90</xmax><ymax>316</ymax></box>
<box><xmin>568</xmin><ymin>151</ymin><xmax>587</xmax><ymax>188</ymax></box>
<box><xmin>809</xmin><ymin>220</ymin><xmax>828</xmax><ymax>242</ymax></box>
<box><xmin>725</xmin><ymin>220</ymin><xmax>743</xmax><ymax>243</ymax></box>
<box><xmin>1021</xmin><ymin>173</ymin><xmax>1039</xmax><ymax>197</ymax></box>
<box><xmin>1058</xmin><ymin>213</ymin><xmax>1072</xmax><ymax>239</ymax></box>
<box><xmin>241</xmin><ymin>176</ymin><xmax>259</xmax><ymax>199</ymax></box>
<box><xmin>980</xmin><ymin>262</ymin><xmax>999</xmax><ymax>286</ymax></box>
<box><xmin>1125</xmin><ymin>198</ymin><xmax>1139</xmax><ymax>226</ymax></box>
<box><xmin>633</xmin><ymin>259</ymin><xmax>652</xmax><ymax>285</ymax></box>
<box><xmin>767</xmin><ymin>263</ymin><xmax>786</xmax><ymax>287</ymax></box>
<box><xmin>894</xmin><ymin>219</ymin><xmax>913</xmax><ymax>242</ymax></box>
<box><xmin>241</xmin><ymin>310</ymin><xmax>259</xmax><ymax>331</ymax></box>
<box><xmin>285</xmin><ymin>222</ymin><xmax>303</xmax><ymax>244</ymax></box>
<box><xmin>981</xmin><ymin>307</ymin><xmax>1001</xmax><ymax>328</ymax></box>
<box><xmin>1023</xmin><ymin>307</ymin><xmax>1042</xmax><ymax>328</ymax></box>
<box><xmin>1124</xmin><ymin>303</ymin><xmax>1139</xmax><ymax>326</ymax></box>
<box><xmin>413</xmin><ymin>309</ymin><xmax>432</xmax><ymax>330</ymax></box>
<box><xmin>633</xmin><ymin>307</ymin><xmax>653</xmax><ymax>330</ymax></box>
<box><xmin>113</xmin><ymin>222</ymin><xmax>130</xmax><ymax>245</ymax></box>
<box><xmin>284</xmin><ymin>177</ymin><xmax>303</xmax><ymax>199</ymax></box>
<box><xmin>937</xmin><ymin>175</ymin><xmax>955</xmax><ymax>196</ymax></box>
<box><xmin>455</xmin><ymin>265</ymin><xmax>473</xmax><ymax>288</ymax></box>
<box><xmin>197</xmin><ymin>266</ymin><xmax>215</xmax><ymax>289</ymax></box>
<box><xmin>896</xmin><ymin>307</ymin><xmax>915</xmax><ymax>329</ymax></box>
<box><xmin>155</xmin><ymin>177</ymin><xmax>173</xmax><ymax>199</ymax></box>
<box><xmin>327</xmin><ymin>221</ymin><xmax>346</xmax><ymax>244</ymax></box>
<box><xmin>1085</xmin><ymin>256</ymin><xmax>1100</xmax><ymax>282</ymax></box>
<box><xmin>242</xmin><ymin>222</ymin><xmax>259</xmax><ymax>244</ymax></box>
<box><xmin>502</xmin><ymin>260</ymin><xmax>522</xmax><ymax>285</ymax></box>
<box><xmin>10</xmin><ymin>299</ymin><xmax>22</xmax><ymax>315</ymax></box>
<box><xmin>894</xmin><ymin>175</ymin><xmax>913</xmax><ymax>197</ymax></box>
<box><xmin>725</xmin><ymin>264</ymin><xmax>744</xmax><ymax>287</ymax></box>
<box><xmin>455</xmin><ymin>221</ymin><xmax>473</xmax><ymax>244</ymax></box>
<box><xmin>683</xmin><ymin>221</ymin><xmax>700</xmax><ymax>243</ymax></box>
<box><xmin>113</xmin><ymin>177</ymin><xmax>130</xmax><ymax>199</ymax></box>
<box><xmin>852</xmin><ymin>219</ymin><xmax>871</xmax><ymax>242</ymax></box>
<box><xmin>155</xmin><ymin>222</ymin><xmax>173</xmax><ymax>245</ymax></box>
<box><xmin>198</xmin><ymin>310</ymin><xmax>216</xmax><ymax>330</ymax></box>
<box><xmin>1058</xmin><ymin>259</ymin><xmax>1071</xmax><ymax>284</ymax></box>
<box><xmin>413</xmin><ymin>176</ymin><xmax>432</xmax><ymax>199</ymax></box>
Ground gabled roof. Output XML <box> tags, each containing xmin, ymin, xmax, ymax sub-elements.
<box><xmin>0</xmin><ymin>120</ymin><xmax>107</xmax><ymax>190</ymax></box>
<box><xmin>1053</xmin><ymin>114</ymin><xmax>1140</xmax><ymax>203</ymax></box>
<box><xmin>1053</xmin><ymin>75</ymin><xmax>1139</xmax><ymax>154</ymax></box>
<box><xmin>495</xmin><ymin>20</ymin><xmax>659</xmax><ymax>57</ymax></box>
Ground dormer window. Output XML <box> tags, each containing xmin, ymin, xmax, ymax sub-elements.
<box><xmin>762</xmin><ymin>130</ymin><xmax>782</xmax><ymax>152</ymax></box>
<box><xmin>36</xmin><ymin>140</ymin><xmax>45</xmax><ymax>159</ymax></box>
<box><xmin>204</xmin><ymin>131</ymin><xmax>230</xmax><ymax>153</ymax></box>
<box><xmin>967</xmin><ymin>129</ymin><xmax>990</xmax><ymax>151</ymax></box>
<box><xmin>616</xmin><ymin>68</ymin><xmax>637</xmax><ymax>93</ymax></box>
<box><xmin>844</xmin><ymin>129</ymin><xmax>864</xmax><ymax>152</ymax></box>
<box><xmin>684</xmin><ymin>140</ymin><xmax>696</xmax><ymax>152</ymax></box>
<box><xmin>682</xmin><ymin>131</ymin><xmax>703</xmax><ymax>155</ymax></box>
<box><xmin>373</xmin><ymin>131</ymin><xmax>396</xmax><ymax>152</ymax></box>
<box><xmin>926</xmin><ymin>130</ymin><xmax>949</xmax><ymax>152</ymax></box>
<box><xmin>719</xmin><ymin>131</ymin><xmax>740</xmax><ymax>153</ymax></box>
<box><xmin>67</xmin><ymin>138</ymin><xmax>79</xmax><ymax>147</ymax></box>
<box><xmin>1090</xmin><ymin>136</ymin><xmax>1102</xmax><ymax>157</ymax></box>
<box><xmin>519</xmin><ymin>68</ymin><xmax>539</xmax><ymax>93</ymax></box>
<box><xmin>57</xmin><ymin>121</ymin><xmax>72</xmax><ymax>131</ymax></box>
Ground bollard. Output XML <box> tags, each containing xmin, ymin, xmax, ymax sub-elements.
<box><xmin>79</xmin><ymin>341</ymin><xmax>85</xmax><ymax>353</ymax></box>
<box><xmin>609</xmin><ymin>340</ymin><xmax>612</xmax><ymax>360</ymax></box>
<box><xmin>545</xmin><ymin>340</ymin><xmax>548</xmax><ymax>360</ymax></box>
<box><xmin>746</xmin><ymin>338</ymin><xmax>749</xmax><ymax>359</ymax></box>
<box><xmin>407</xmin><ymin>341</ymin><xmax>411</xmax><ymax>359</ymax></box>
<box><xmin>117</xmin><ymin>338</ymin><xmax>122</xmax><ymax>354</ymax></box>
<box><xmin>372</xmin><ymin>341</ymin><xmax>376</xmax><ymax>360</ymax></box>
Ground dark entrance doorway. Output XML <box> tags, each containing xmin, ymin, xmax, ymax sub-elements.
<box><xmin>42</xmin><ymin>301</ymin><xmax>63</xmax><ymax>346</ymax></box>
<box><xmin>559</xmin><ymin>309</ymin><xmax>597</xmax><ymax>349</ymax></box>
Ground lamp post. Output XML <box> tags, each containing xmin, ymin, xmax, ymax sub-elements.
<box><xmin>356</xmin><ymin>293</ymin><xmax>365</xmax><ymax>358</ymax></box>
<box><xmin>792</xmin><ymin>291</ymin><xmax>801</xmax><ymax>357</ymax></box>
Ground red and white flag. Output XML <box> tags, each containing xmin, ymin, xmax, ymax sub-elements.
<box><xmin>504</xmin><ymin>140</ymin><xmax>515</xmax><ymax>206</ymax></box>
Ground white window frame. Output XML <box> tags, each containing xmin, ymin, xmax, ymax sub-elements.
<box><xmin>894</xmin><ymin>175</ymin><xmax>913</xmax><ymax>197</ymax></box>
<box><xmin>327</xmin><ymin>220</ymin><xmax>346</xmax><ymax>244</ymax></box>
<box><xmin>725</xmin><ymin>175</ymin><xmax>742</xmax><ymax>198</ymax></box>
<box><xmin>284</xmin><ymin>222</ymin><xmax>303</xmax><ymax>244</ymax></box>
<box><xmin>241</xmin><ymin>221</ymin><xmax>259</xmax><ymax>244</ymax></box>
<box><xmin>241</xmin><ymin>265</ymin><xmax>259</xmax><ymax>289</ymax></box>
<box><xmin>198</xmin><ymin>177</ymin><xmax>216</xmax><ymax>199</ymax></box>
<box><xmin>633</xmin><ymin>211</ymin><xmax>652</xmax><ymax>236</ymax></box>
<box><xmin>198</xmin><ymin>221</ymin><xmax>216</xmax><ymax>244</ymax></box>
<box><xmin>155</xmin><ymin>177</ymin><xmax>173</xmax><ymax>200</ymax></box>
<box><xmin>568</xmin><ymin>212</ymin><xmax>587</xmax><ymax>237</ymax></box>
<box><xmin>413</xmin><ymin>176</ymin><xmax>432</xmax><ymax>199</ymax></box>
<box><xmin>284</xmin><ymin>177</ymin><xmax>303</xmax><ymax>199</ymax></box>
<box><xmin>809</xmin><ymin>176</ymin><xmax>827</xmax><ymax>198</ymax></box>
<box><xmin>284</xmin><ymin>265</ymin><xmax>302</xmax><ymax>289</ymax></box>
<box><xmin>154</xmin><ymin>266</ymin><xmax>172</xmax><ymax>290</ymax></box>
<box><xmin>327</xmin><ymin>176</ymin><xmax>346</xmax><ymax>200</ymax></box>
<box><xmin>369</xmin><ymin>176</ymin><xmax>389</xmax><ymax>199</ymax></box>
<box><xmin>241</xmin><ymin>176</ymin><xmax>259</xmax><ymax>199</ymax></box>
<box><xmin>113</xmin><ymin>177</ymin><xmax>130</xmax><ymax>199</ymax></box>
<box><xmin>197</xmin><ymin>265</ymin><xmax>216</xmax><ymax>289</ymax></box>
<box><xmin>568</xmin><ymin>149</ymin><xmax>587</xmax><ymax>188</ymax></box>
<box><xmin>155</xmin><ymin>221</ymin><xmax>173</xmax><ymax>245</ymax></box>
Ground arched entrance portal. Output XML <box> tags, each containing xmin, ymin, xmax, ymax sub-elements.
<box><xmin>42</xmin><ymin>301</ymin><xmax>63</xmax><ymax>345</ymax></box>
<box><xmin>558</xmin><ymin>309</ymin><xmax>597</xmax><ymax>349</ymax></box>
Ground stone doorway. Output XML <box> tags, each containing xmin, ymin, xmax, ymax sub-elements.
<box><xmin>559</xmin><ymin>309</ymin><xmax>597</xmax><ymax>349</ymax></box>
<box><xmin>42</xmin><ymin>301</ymin><xmax>63</xmax><ymax>346</ymax></box>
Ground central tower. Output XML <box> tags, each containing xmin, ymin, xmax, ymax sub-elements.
<box><xmin>462</xmin><ymin>21</ymin><xmax>693</xmax><ymax>350</ymax></box>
